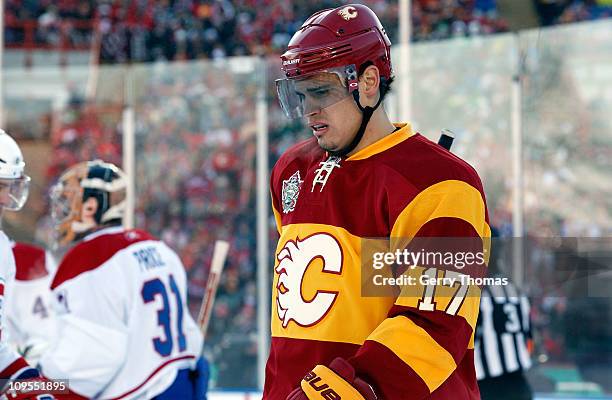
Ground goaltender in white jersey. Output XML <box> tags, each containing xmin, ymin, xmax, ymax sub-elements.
<box><xmin>39</xmin><ymin>160</ymin><xmax>206</xmax><ymax>399</ymax></box>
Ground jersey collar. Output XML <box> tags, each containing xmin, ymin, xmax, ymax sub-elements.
<box><xmin>82</xmin><ymin>226</ymin><xmax>125</xmax><ymax>242</ymax></box>
<box><xmin>346</xmin><ymin>123</ymin><xmax>414</xmax><ymax>161</ymax></box>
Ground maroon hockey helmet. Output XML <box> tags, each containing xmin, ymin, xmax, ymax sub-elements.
<box><xmin>281</xmin><ymin>4</ymin><xmax>392</xmax><ymax>81</ymax></box>
<box><xmin>277</xmin><ymin>4</ymin><xmax>393</xmax><ymax>120</ymax></box>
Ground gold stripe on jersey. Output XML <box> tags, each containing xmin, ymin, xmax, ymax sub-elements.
<box><xmin>369</xmin><ymin>315</ymin><xmax>457</xmax><ymax>392</ymax></box>
<box><xmin>271</xmin><ymin>223</ymin><xmax>395</xmax><ymax>344</ymax></box>
<box><xmin>346</xmin><ymin>123</ymin><xmax>414</xmax><ymax>161</ymax></box>
<box><xmin>389</xmin><ymin>179</ymin><xmax>488</xmax><ymax>350</ymax></box>
<box><xmin>391</xmin><ymin>179</ymin><xmax>491</xmax><ymax>241</ymax></box>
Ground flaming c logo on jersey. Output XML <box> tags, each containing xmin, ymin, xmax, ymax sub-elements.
<box><xmin>275</xmin><ymin>233</ymin><xmax>343</xmax><ymax>328</ymax></box>
<box><xmin>338</xmin><ymin>6</ymin><xmax>358</xmax><ymax>21</ymax></box>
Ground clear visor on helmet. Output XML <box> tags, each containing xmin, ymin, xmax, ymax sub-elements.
<box><xmin>275</xmin><ymin>65</ymin><xmax>358</xmax><ymax>119</ymax></box>
<box><xmin>0</xmin><ymin>176</ymin><xmax>30</xmax><ymax>211</ymax></box>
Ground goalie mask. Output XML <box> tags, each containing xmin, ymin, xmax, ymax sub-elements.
<box><xmin>50</xmin><ymin>160</ymin><xmax>127</xmax><ymax>247</ymax></box>
<box><xmin>0</xmin><ymin>130</ymin><xmax>30</xmax><ymax>212</ymax></box>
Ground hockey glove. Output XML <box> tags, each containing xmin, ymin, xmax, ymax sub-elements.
<box><xmin>286</xmin><ymin>357</ymin><xmax>377</xmax><ymax>400</ymax></box>
<box><xmin>189</xmin><ymin>356</ymin><xmax>209</xmax><ymax>400</ymax></box>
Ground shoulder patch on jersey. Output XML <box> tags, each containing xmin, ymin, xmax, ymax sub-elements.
<box><xmin>51</xmin><ymin>229</ymin><xmax>156</xmax><ymax>290</ymax></box>
<box><xmin>281</xmin><ymin>171</ymin><xmax>303</xmax><ymax>213</ymax></box>
<box><xmin>12</xmin><ymin>242</ymin><xmax>47</xmax><ymax>281</ymax></box>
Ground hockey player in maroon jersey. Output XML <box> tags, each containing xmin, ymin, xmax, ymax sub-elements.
<box><xmin>268</xmin><ymin>4</ymin><xmax>490</xmax><ymax>399</ymax></box>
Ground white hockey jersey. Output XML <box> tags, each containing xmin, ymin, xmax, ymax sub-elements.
<box><xmin>6</xmin><ymin>242</ymin><xmax>57</xmax><ymax>365</ymax></box>
<box><xmin>39</xmin><ymin>226</ymin><xmax>203</xmax><ymax>399</ymax></box>
<box><xmin>0</xmin><ymin>231</ymin><xmax>32</xmax><ymax>379</ymax></box>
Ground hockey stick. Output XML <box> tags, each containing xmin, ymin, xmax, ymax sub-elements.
<box><xmin>197</xmin><ymin>240</ymin><xmax>230</xmax><ymax>338</ymax></box>
<box><xmin>438</xmin><ymin>129</ymin><xmax>455</xmax><ymax>151</ymax></box>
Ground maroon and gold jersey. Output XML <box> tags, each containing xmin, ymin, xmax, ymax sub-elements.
<box><xmin>265</xmin><ymin>123</ymin><xmax>490</xmax><ymax>399</ymax></box>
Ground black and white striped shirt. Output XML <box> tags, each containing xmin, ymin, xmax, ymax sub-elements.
<box><xmin>475</xmin><ymin>281</ymin><xmax>532</xmax><ymax>380</ymax></box>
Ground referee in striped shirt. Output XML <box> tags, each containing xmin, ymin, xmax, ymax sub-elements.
<box><xmin>475</xmin><ymin>228</ymin><xmax>533</xmax><ymax>400</ymax></box>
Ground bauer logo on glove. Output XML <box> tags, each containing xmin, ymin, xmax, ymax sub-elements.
<box><xmin>287</xmin><ymin>358</ymin><xmax>378</xmax><ymax>400</ymax></box>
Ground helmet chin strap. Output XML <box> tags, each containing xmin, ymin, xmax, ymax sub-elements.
<box><xmin>328</xmin><ymin>89</ymin><xmax>385</xmax><ymax>158</ymax></box>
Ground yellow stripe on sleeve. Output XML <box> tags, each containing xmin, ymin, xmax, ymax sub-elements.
<box><xmin>391</xmin><ymin>179</ymin><xmax>491</xmax><ymax>241</ymax></box>
<box><xmin>369</xmin><ymin>315</ymin><xmax>457</xmax><ymax>392</ymax></box>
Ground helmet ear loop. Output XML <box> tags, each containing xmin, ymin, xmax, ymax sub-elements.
<box><xmin>346</xmin><ymin>63</ymin><xmax>385</xmax><ymax>112</ymax></box>
<box><xmin>351</xmin><ymin>79</ymin><xmax>385</xmax><ymax>113</ymax></box>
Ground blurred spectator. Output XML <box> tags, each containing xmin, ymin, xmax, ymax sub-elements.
<box><xmin>534</xmin><ymin>0</ymin><xmax>612</xmax><ymax>25</ymax></box>
<box><xmin>412</xmin><ymin>0</ymin><xmax>509</xmax><ymax>41</ymax></box>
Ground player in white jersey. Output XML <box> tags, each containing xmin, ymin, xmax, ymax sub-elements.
<box><xmin>0</xmin><ymin>130</ymin><xmax>56</xmax><ymax>399</ymax></box>
<box><xmin>6</xmin><ymin>241</ymin><xmax>58</xmax><ymax>365</ymax></box>
<box><xmin>39</xmin><ymin>160</ymin><xmax>208</xmax><ymax>399</ymax></box>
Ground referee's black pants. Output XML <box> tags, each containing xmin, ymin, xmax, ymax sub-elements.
<box><xmin>478</xmin><ymin>371</ymin><xmax>533</xmax><ymax>400</ymax></box>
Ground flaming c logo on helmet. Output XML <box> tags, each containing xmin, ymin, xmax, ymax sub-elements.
<box><xmin>275</xmin><ymin>233</ymin><xmax>343</xmax><ymax>328</ymax></box>
<box><xmin>337</xmin><ymin>6</ymin><xmax>358</xmax><ymax>21</ymax></box>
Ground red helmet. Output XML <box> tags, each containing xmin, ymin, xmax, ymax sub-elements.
<box><xmin>280</xmin><ymin>4</ymin><xmax>392</xmax><ymax>81</ymax></box>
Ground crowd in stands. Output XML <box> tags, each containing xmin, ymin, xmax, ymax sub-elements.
<box><xmin>4</xmin><ymin>0</ymin><xmax>95</xmax><ymax>49</ymax></box>
<box><xmin>4</xmin><ymin>0</ymin><xmax>610</xmax><ymax>64</ymax></box>
<box><xmin>534</xmin><ymin>0</ymin><xmax>612</xmax><ymax>26</ymax></box>
<box><xmin>411</xmin><ymin>0</ymin><xmax>508</xmax><ymax>41</ymax></box>
<box><xmin>5</xmin><ymin>0</ymin><xmax>612</xmax><ymax>63</ymax></box>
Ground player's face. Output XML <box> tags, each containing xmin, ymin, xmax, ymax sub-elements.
<box><xmin>277</xmin><ymin>69</ymin><xmax>353</xmax><ymax>120</ymax></box>
<box><xmin>0</xmin><ymin>182</ymin><xmax>8</xmax><ymax>219</ymax></box>
<box><xmin>295</xmin><ymin>74</ymin><xmax>362</xmax><ymax>152</ymax></box>
<box><xmin>0</xmin><ymin>176</ymin><xmax>30</xmax><ymax>211</ymax></box>
<box><xmin>0</xmin><ymin>180</ymin><xmax>9</xmax><ymax>207</ymax></box>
